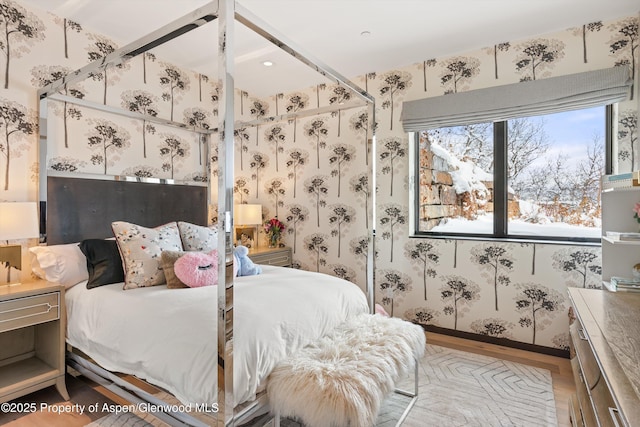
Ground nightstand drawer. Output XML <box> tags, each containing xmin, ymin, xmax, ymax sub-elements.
<box><xmin>0</xmin><ymin>292</ymin><xmax>60</xmax><ymax>333</ymax></box>
<box><xmin>249</xmin><ymin>248</ymin><xmax>292</xmax><ymax>267</ymax></box>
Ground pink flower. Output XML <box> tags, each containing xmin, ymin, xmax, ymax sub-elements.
<box><xmin>263</xmin><ymin>218</ymin><xmax>285</xmax><ymax>234</ymax></box>
<box><xmin>264</xmin><ymin>218</ymin><xmax>285</xmax><ymax>246</ymax></box>
<box><xmin>634</xmin><ymin>203</ymin><xmax>640</xmax><ymax>222</ymax></box>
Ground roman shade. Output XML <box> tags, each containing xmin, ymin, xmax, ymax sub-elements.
<box><xmin>400</xmin><ymin>66</ymin><xmax>633</xmax><ymax>131</ymax></box>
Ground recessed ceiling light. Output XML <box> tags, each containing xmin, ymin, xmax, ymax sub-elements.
<box><xmin>360</xmin><ymin>31</ymin><xmax>371</xmax><ymax>37</ymax></box>
<box><xmin>263</xmin><ymin>60</ymin><xmax>274</xmax><ymax>67</ymax></box>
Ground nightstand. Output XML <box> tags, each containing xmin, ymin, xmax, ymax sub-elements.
<box><xmin>0</xmin><ymin>280</ymin><xmax>69</xmax><ymax>403</ymax></box>
<box><xmin>247</xmin><ymin>246</ymin><xmax>292</xmax><ymax>267</ymax></box>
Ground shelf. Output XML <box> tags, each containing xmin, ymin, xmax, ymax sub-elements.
<box><xmin>602</xmin><ymin>186</ymin><xmax>640</xmax><ymax>193</ymax></box>
<box><xmin>602</xmin><ymin>281</ymin><xmax>640</xmax><ymax>293</ymax></box>
<box><xmin>0</xmin><ymin>356</ymin><xmax>58</xmax><ymax>392</ymax></box>
<box><xmin>602</xmin><ymin>236</ymin><xmax>640</xmax><ymax>245</ymax></box>
<box><xmin>602</xmin><ymin>173</ymin><xmax>640</xmax><ymax>192</ymax></box>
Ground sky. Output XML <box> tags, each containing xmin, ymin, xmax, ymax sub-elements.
<box><xmin>525</xmin><ymin>106</ymin><xmax>605</xmax><ymax>168</ymax></box>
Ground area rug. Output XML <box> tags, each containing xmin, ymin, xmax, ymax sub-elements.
<box><xmin>88</xmin><ymin>344</ymin><xmax>558</xmax><ymax>427</ymax></box>
<box><xmin>394</xmin><ymin>344</ymin><xmax>558</xmax><ymax>427</ymax></box>
<box><xmin>269</xmin><ymin>343</ymin><xmax>558</xmax><ymax>427</ymax></box>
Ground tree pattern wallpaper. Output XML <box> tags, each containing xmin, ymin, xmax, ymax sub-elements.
<box><xmin>1</xmin><ymin>0</ymin><xmax>639</xmax><ymax>351</ymax></box>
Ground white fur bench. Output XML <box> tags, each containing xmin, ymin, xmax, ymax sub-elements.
<box><xmin>266</xmin><ymin>314</ymin><xmax>426</xmax><ymax>427</ymax></box>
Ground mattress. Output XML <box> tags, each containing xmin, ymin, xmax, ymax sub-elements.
<box><xmin>65</xmin><ymin>265</ymin><xmax>369</xmax><ymax>406</ymax></box>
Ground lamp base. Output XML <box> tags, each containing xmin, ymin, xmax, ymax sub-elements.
<box><xmin>1</xmin><ymin>244</ymin><xmax>22</xmax><ymax>285</ymax></box>
<box><xmin>234</xmin><ymin>225</ymin><xmax>259</xmax><ymax>249</ymax></box>
<box><xmin>0</xmin><ymin>244</ymin><xmax>22</xmax><ymax>271</ymax></box>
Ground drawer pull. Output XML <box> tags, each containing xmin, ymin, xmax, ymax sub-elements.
<box><xmin>577</xmin><ymin>328</ymin><xmax>588</xmax><ymax>341</ymax></box>
<box><xmin>609</xmin><ymin>407</ymin><xmax>622</xmax><ymax>427</ymax></box>
<box><xmin>579</xmin><ymin>407</ymin><xmax>587</xmax><ymax>427</ymax></box>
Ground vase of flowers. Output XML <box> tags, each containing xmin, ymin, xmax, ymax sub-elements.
<box><xmin>264</xmin><ymin>217</ymin><xmax>285</xmax><ymax>248</ymax></box>
<box><xmin>634</xmin><ymin>203</ymin><xmax>640</xmax><ymax>231</ymax></box>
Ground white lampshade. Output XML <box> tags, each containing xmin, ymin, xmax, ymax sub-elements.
<box><xmin>234</xmin><ymin>204</ymin><xmax>262</xmax><ymax>225</ymax></box>
<box><xmin>0</xmin><ymin>202</ymin><xmax>39</xmax><ymax>241</ymax></box>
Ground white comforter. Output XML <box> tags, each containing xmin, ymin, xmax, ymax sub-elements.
<box><xmin>65</xmin><ymin>265</ymin><xmax>369</xmax><ymax>406</ymax></box>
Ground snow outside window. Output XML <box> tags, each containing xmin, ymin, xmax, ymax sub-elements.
<box><xmin>416</xmin><ymin>106</ymin><xmax>606</xmax><ymax>242</ymax></box>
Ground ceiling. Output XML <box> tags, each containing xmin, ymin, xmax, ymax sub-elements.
<box><xmin>21</xmin><ymin>0</ymin><xmax>640</xmax><ymax>97</ymax></box>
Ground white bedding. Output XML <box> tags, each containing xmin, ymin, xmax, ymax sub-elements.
<box><xmin>65</xmin><ymin>265</ymin><xmax>369</xmax><ymax>406</ymax></box>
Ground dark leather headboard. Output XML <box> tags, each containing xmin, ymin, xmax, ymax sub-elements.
<box><xmin>46</xmin><ymin>176</ymin><xmax>208</xmax><ymax>245</ymax></box>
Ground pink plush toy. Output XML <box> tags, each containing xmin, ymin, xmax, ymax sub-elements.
<box><xmin>174</xmin><ymin>250</ymin><xmax>218</xmax><ymax>288</ymax></box>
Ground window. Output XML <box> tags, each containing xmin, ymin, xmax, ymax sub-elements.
<box><xmin>414</xmin><ymin>105</ymin><xmax>610</xmax><ymax>242</ymax></box>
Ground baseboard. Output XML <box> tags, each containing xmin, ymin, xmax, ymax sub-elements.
<box><xmin>424</xmin><ymin>324</ymin><xmax>570</xmax><ymax>359</ymax></box>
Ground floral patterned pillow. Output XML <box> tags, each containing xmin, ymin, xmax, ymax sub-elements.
<box><xmin>177</xmin><ymin>221</ymin><xmax>218</xmax><ymax>252</ymax></box>
<box><xmin>112</xmin><ymin>221</ymin><xmax>183</xmax><ymax>290</ymax></box>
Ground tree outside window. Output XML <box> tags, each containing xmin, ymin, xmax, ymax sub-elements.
<box><xmin>416</xmin><ymin>106</ymin><xmax>606</xmax><ymax>241</ymax></box>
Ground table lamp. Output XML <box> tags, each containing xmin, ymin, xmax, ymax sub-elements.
<box><xmin>0</xmin><ymin>202</ymin><xmax>39</xmax><ymax>284</ymax></box>
<box><xmin>233</xmin><ymin>204</ymin><xmax>262</xmax><ymax>248</ymax></box>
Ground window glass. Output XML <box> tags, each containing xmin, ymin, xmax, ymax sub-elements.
<box><xmin>507</xmin><ymin>108</ymin><xmax>604</xmax><ymax>239</ymax></box>
<box><xmin>416</xmin><ymin>106</ymin><xmax>605</xmax><ymax>241</ymax></box>
<box><xmin>420</xmin><ymin>123</ymin><xmax>494</xmax><ymax>235</ymax></box>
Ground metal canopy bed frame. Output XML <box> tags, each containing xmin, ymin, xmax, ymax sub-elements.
<box><xmin>36</xmin><ymin>1</ymin><xmax>384</xmax><ymax>425</ymax></box>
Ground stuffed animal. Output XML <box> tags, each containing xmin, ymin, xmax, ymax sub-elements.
<box><xmin>174</xmin><ymin>250</ymin><xmax>218</xmax><ymax>288</ymax></box>
<box><xmin>234</xmin><ymin>245</ymin><xmax>262</xmax><ymax>276</ymax></box>
<box><xmin>375</xmin><ymin>304</ymin><xmax>390</xmax><ymax>317</ymax></box>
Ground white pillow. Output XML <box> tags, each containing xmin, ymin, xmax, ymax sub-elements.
<box><xmin>177</xmin><ymin>221</ymin><xmax>218</xmax><ymax>252</ymax></box>
<box><xmin>29</xmin><ymin>243</ymin><xmax>88</xmax><ymax>288</ymax></box>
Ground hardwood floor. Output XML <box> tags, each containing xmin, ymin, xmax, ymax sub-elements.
<box><xmin>0</xmin><ymin>332</ymin><xmax>576</xmax><ymax>427</ymax></box>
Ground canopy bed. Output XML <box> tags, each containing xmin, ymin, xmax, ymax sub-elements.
<box><xmin>34</xmin><ymin>1</ymin><xmax>424</xmax><ymax>426</ymax></box>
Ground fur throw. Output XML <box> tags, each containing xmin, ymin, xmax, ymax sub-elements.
<box><xmin>267</xmin><ymin>314</ymin><xmax>426</xmax><ymax>427</ymax></box>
